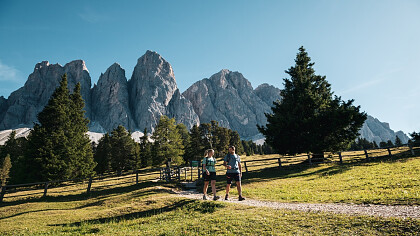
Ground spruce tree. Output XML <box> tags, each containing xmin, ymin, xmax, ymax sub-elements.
<box><xmin>184</xmin><ymin>124</ymin><xmax>204</xmax><ymax>162</ymax></box>
<box><xmin>94</xmin><ymin>133</ymin><xmax>112</xmax><ymax>174</ymax></box>
<box><xmin>410</xmin><ymin>131</ymin><xmax>420</xmax><ymax>145</ymax></box>
<box><xmin>394</xmin><ymin>136</ymin><xmax>402</xmax><ymax>146</ymax></box>
<box><xmin>24</xmin><ymin>74</ymin><xmax>96</xmax><ymax>182</ymax></box>
<box><xmin>109</xmin><ymin>125</ymin><xmax>139</xmax><ymax>174</ymax></box>
<box><xmin>229</xmin><ymin>130</ymin><xmax>244</xmax><ymax>154</ymax></box>
<box><xmin>258</xmin><ymin>47</ymin><xmax>367</xmax><ymax>158</ymax></box>
<box><xmin>151</xmin><ymin>116</ymin><xmax>184</xmax><ymax>166</ymax></box>
<box><xmin>68</xmin><ymin>83</ymin><xmax>96</xmax><ymax>178</ymax></box>
<box><xmin>0</xmin><ymin>131</ymin><xmax>27</xmax><ymax>184</ymax></box>
<box><xmin>139</xmin><ymin>128</ymin><xmax>152</xmax><ymax>168</ymax></box>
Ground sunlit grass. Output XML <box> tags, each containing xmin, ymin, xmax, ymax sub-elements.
<box><xmin>232</xmin><ymin>156</ymin><xmax>420</xmax><ymax>205</ymax></box>
<box><xmin>1</xmin><ymin>184</ymin><xmax>418</xmax><ymax>235</ymax></box>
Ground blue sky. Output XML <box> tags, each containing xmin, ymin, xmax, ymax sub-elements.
<box><xmin>0</xmin><ymin>0</ymin><xmax>419</xmax><ymax>134</ymax></box>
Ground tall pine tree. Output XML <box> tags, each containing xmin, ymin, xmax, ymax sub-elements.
<box><xmin>258</xmin><ymin>47</ymin><xmax>366</xmax><ymax>158</ymax></box>
<box><xmin>24</xmin><ymin>74</ymin><xmax>96</xmax><ymax>182</ymax></box>
<box><xmin>151</xmin><ymin>116</ymin><xmax>184</xmax><ymax>166</ymax></box>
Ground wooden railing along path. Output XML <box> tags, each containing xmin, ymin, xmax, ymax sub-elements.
<box><xmin>1</xmin><ymin>144</ymin><xmax>418</xmax><ymax>203</ymax></box>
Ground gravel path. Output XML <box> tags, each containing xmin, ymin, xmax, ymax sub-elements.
<box><xmin>174</xmin><ymin>190</ymin><xmax>420</xmax><ymax>219</ymax></box>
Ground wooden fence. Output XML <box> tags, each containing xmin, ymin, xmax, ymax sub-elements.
<box><xmin>1</xmin><ymin>144</ymin><xmax>418</xmax><ymax>203</ymax></box>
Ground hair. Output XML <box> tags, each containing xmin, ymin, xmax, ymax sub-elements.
<box><xmin>204</xmin><ymin>149</ymin><xmax>214</xmax><ymax>157</ymax></box>
<box><xmin>229</xmin><ymin>146</ymin><xmax>235</xmax><ymax>150</ymax></box>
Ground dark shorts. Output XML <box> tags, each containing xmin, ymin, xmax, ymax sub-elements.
<box><xmin>203</xmin><ymin>172</ymin><xmax>216</xmax><ymax>181</ymax></box>
<box><xmin>226</xmin><ymin>173</ymin><xmax>241</xmax><ymax>184</ymax></box>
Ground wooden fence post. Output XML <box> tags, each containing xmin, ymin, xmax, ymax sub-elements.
<box><xmin>364</xmin><ymin>149</ymin><xmax>369</xmax><ymax>160</ymax></box>
<box><xmin>387</xmin><ymin>148</ymin><xmax>392</xmax><ymax>156</ymax></box>
<box><xmin>136</xmin><ymin>170</ymin><xmax>139</xmax><ymax>185</ymax></box>
<box><xmin>409</xmin><ymin>145</ymin><xmax>415</xmax><ymax>156</ymax></box>
<box><xmin>0</xmin><ymin>186</ymin><xmax>6</xmax><ymax>202</ymax></box>
<box><xmin>278</xmin><ymin>158</ymin><xmax>282</xmax><ymax>167</ymax></box>
<box><xmin>198</xmin><ymin>167</ymin><xmax>201</xmax><ymax>179</ymax></box>
<box><xmin>86</xmin><ymin>177</ymin><xmax>93</xmax><ymax>194</ymax></box>
<box><xmin>244</xmin><ymin>161</ymin><xmax>248</xmax><ymax>173</ymax></box>
<box><xmin>338</xmin><ymin>152</ymin><xmax>343</xmax><ymax>164</ymax></box>
<box><xmin>43</xmin><ymin>182</ymin><xmax>49</xmax><ymax>197</ymax></box>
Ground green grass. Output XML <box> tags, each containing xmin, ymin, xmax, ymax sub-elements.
<box><xmin>1</xmin><ymin>151</ymin><xmax>419</xmax><ymax>235</ymax></box>
<box><xmin>1</xmin><ymin>182</ymin><xmax>419</xmax><ymax>235</ymax></box>
<box><xmin>220</xmin><ymin>155</ymin><xmax>420</xmax><ymax>205</ymax></box>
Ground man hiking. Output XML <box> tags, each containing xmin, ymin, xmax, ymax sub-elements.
<box><xmin>223</xmin><ymin>146</ymin><xmax>245</xmax><ymax>201</ymax></box>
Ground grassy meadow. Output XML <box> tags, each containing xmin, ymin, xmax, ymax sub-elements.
<box><xmin>1</xmin><ymin>182</ymin><xmax>419</xmax><ymax>235</ymax></box>
<box><xmin>0</xmin><ymin>147</ymin><xmax>419</xmax><ymax>235</ymax></box>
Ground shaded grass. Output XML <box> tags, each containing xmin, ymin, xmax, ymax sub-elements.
<box><xmin>0</xmin><ymin>184</ymin><xmax>418</xmax><ymax>235</ymax></box>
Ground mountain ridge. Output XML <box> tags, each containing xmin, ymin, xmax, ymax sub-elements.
<box><xmin>0</xmin><ymin>51</ymin><xmax>409</xmax><ymax>143</ymax></box>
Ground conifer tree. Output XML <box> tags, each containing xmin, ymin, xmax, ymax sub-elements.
<box><xmin>410</xmin><ymin>131</ymin><xmax>420</xmax><ymax>145</ymax></box>
<box><xmin>109</xmin><ymin>125</ymin><xmax>139</xmax><ymax>174</ymax></box>
<box><xmin>94</xmin><ymin>133</ymin><xmax>112</xmax><ymax>174</ymax></box>
<box><xmin>0</xmin><ymin>131</ymin><xmax>27</xmax><ymax>184</ymax></box>
<box><xmin>394</xmin><ymin>136</ymin><xmax>402</xmax><ymax>146</ymax></box>
<box><xmin>151</xmin><ymin>116</ymin><xmax>184</xmax><ymax>166</ymax></box>
<box><xmin>229</xmin><ymin>130</ymin><xmax>244</xmax><ymax>154</ymax></box>
<box><xmin>68</xmin><ymin>83</ymin><xmax>96</xmax><ymax>178</ymax></box>
<box><xmin>258</xmin><ymin>47</ymin><xmax>366</xmax><ymax>158</ymax></box>
<box><xmin>139</xmin><ymin>128</ymin><xmax>152</xmax><ymax>168</ymax></box>
<box><xmin>24</xmin><ymin>74</ymin><xmax>96</xmax><ymax>182</ymax></box>
<box><xmin>184</xmin><ymin>124</ymin><xmax>204</xmax><ymax>162</ymax></box>
<box><xmin>0</xmin><ymin>154</ymin><xmax>11</xmax><ymax>186</ymax></box>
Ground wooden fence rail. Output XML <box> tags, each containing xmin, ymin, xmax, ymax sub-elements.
<box><xmin>1</xmin><ymin>144</ymin><xmax>418</xmax><ymax>203</ymax></box>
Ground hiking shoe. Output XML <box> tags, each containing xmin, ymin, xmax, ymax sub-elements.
<box><xmin>213</xmin><ymin>196</ymin><xmax>220</xmax><ymax>201</ymax></box>
<box><xmin>238</xmin><ymin>196</ymin><xmax>246</xmax><ymax>201</ymax></box>
<box><xmin>224</xmin><ymin>195</ymin><xmax>229</xmax><ymax>200</ymax></box>
<box><xmin>203</xmin><ymin>195</ymin><xmax>208</xmax><ymax>200</ymax></box>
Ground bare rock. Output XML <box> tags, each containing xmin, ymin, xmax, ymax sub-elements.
<box><xmin>128</xmin><ymin>50</ymin><xmax>199</xmax><ymax>131</ymax></box>
<box><xmin>0</xmin><ymin>60</ymin><xmax>92</xmax><ymax>130</ymax></box>
<box><xmin>91</xmin><ymin>63</ymin><xmax>135</xmax><ymax>132</ymax></box>
<box><xmin>183</xmin><ymin>69</ymin><xmax>270</xmax><ymax>139</ymax></box>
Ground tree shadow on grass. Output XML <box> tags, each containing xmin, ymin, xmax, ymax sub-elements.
<box><xmin>0</xmin><ymin>181</ymin><xmax>171</xmax><ymax>208</ymax></box>
<box><xmin>51</xmin><ymin>199</ymin><xmax>224</xmax><ymax>227</ymax></box>
<box><xmin>214</xmin><ymin>151</ymin><xmax>418</xmax><ymax>187</ymax></box>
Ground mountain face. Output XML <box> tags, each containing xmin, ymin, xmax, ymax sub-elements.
<box><xmin>0</xmin><ymin>50</ymin><xmax>409</xmax><ymax>144</ymax></box>
<box><xmin>0</xmin><ymin>51</ymin><xmax>198</xmax><ymax>133</ymax></box>
<box><xmin>0</xmin><ymin>61</ymin><xmax>91</xmax><ymax>130</ymax></box>
<box><xmin>183</xmin><ymin>69</ymin><xmax>270</xmax><ymax>139</ymax></box>
<box><xmin>254</xmin><ymin>83</ymin><xmax>282</xmax><ymax>107</ymax></box>
<box><xmin>91</xmin><ymin>63</ymin><xmax>135</xmax><ymax>132</ymax></box>
<box><xmin>0</xmin><ymin>96</ymin><xmax>7</xmax><ymax>123</ymax></box>
<box><xmin>128</xmin><ymin>50</ymin><xmax>199</xmax><ymax>132</ymax></box>
<box><xmin>359</xmin><ymin>115</ymin><xmax>409</xmax><ymax>144</ymax></box>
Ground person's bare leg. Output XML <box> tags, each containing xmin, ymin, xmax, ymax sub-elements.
<box><xmin>211</xmin><ymin>180</ymin><xmax>217</xmax><ymax>196</ymax></box>
<box><xmin>236</xmin><ymin>181</ymin><xmax>242</xmax><ymax>196</ymax></box>
<box><xmin>203</xmin><ymin>181</ymin><xmax>209</xmax><ymax>196</ymax></box>
<box><xmin>225</xmin><ymin>184</ymin><xmax>231</xmax><ymax>196</ymax></box>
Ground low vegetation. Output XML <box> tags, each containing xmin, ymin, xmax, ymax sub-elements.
<box><xmin>1</xmin><ymin>182</ymin><xmax>419</xmax><ymax>235</ymax></box>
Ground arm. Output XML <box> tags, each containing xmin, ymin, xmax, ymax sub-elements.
<box><xmin>203</xmin><ymin>159</ymin><xmax>209</xmax><ymax>174</ymax></box>
<box><xmin>238</xmin><ymin>162</ymin><xmax>242</xmax><ymax>176</ymax></box>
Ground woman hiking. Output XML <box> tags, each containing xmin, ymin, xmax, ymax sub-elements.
<box><xmin>202</xmin><ymin>149</ymin><xmax>220</xmax><ymax>200</ymax></box>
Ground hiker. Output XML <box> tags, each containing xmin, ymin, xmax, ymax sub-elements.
<box><xmin>223</xmin><ymin>146</ymin><xmax>245</xmax><ymax>201</ymax></box>
<box><xmin>202</xmin><ymin>149</ymin><xmax>220</xmax><ymax>200</ymax></box>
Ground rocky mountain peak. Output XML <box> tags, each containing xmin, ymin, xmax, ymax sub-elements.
<box><xmin>255</xmin><ymin>83</ymin><xmax>282</xmax><ymax>107</ymax></box>
<box><xmin>135</xmin><ymin>50</ymin><xmax>175</xmax><ymax>80</ymax></box>
<box><xmin>91</xmin><ymin>62</ymin><xmax>134</xmax><ymax>132</ymax></box>
<box><xmin>65</xmin><ymin>60</ymin><xmax>89</xmax><ymax>73</ymax></box>
<box><xmin>34</xmin><ymin>61</ymin><xmax>50</xmax><ymax>70</ymax></box>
